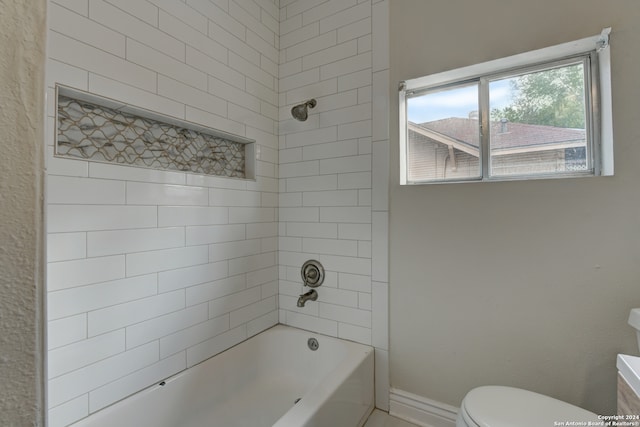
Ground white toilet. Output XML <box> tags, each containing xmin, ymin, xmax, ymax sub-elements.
<box><xmin>456</xmin><ymin>385</ymin><xmax>600</xmax><ymax>426</ymax></box>
<box><xmin>456</xmin><ymin>307</ymin><xmax>640</xmax><ymax>426</ymax></box>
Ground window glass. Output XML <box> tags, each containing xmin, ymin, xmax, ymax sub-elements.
<box><xmin>399</xmin><ymin>30</ymin><xmax>613</xmax><ymax>185</ymax></box>
<box><xmin>489</xmin><ymin>61</ymin><xmax>589</xmax><ymax>177</ymax></box>
<box><xmin>406</xmin><ymin>83</ymin><xmax>481</xmax><ymax>182</ymax></box>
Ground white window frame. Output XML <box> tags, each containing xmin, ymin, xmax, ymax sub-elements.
<box><xmin>399</xmin><ymin>28</ymin><xmax>613</xmax><ymax>185</ymax></box>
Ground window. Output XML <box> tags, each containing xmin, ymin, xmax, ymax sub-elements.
<box><xmin>399</xmin><ymin>29</ymin><xmax>613</xmax><ymax>184</ymax></box>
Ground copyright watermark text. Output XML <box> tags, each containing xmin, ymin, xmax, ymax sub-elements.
<box><xmin>554</xmin><ymin>415</ymin><xmax>640</xmax><ymax>426</ymax></box>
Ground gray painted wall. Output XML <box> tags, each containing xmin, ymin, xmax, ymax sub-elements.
<box><xmin>389</xmin><ymin>0</ymin><xmax>640</xmax><ymax>415</ymax></box>
<box><xmin>0</xmin><ymin>0</ymin><xmax>46</xmax><ymax>425</ymax></box>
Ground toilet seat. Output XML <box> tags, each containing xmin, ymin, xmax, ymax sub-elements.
<box><xmin>459</xmin><ymin>386</ymin><xmax>600</xmax><ymax>427</ymax></box>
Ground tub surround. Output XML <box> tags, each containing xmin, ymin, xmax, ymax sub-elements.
<box><xmin>277</xmin><ymin>0</ymin><xmax>391</xmax><ymax>410</ymax></box>
<box><xmin>46</xmin><ymin>0</ymin><xmax>390</xmax><ymax>425</ymax></box>
<box><xmin>46</xmin><ymin>1</ymin><xmax>279</xmax><ymax>425</ymax></box>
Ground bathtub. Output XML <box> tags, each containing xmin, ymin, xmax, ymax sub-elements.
<box><xmin>69</xmin><ymin>325</ymin><xmax>374</xmax><ymax>427</ymax></box>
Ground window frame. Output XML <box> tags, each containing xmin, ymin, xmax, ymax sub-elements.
<box><xmin>482</xmin><ymin>55</ymin><xmax>596</xmax><ymax>180</ymax></box>
<box><xmin>399</xmin><ymin>29</ymin><xmax>613</xmax><ymax>185</ymax></box>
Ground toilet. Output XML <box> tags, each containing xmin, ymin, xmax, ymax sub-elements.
<box><xmin>456</xmin><ymin>307</ymin><xmax>640</xmax><ymax>426</ymax></box>
<box><xmin>456</xmin><ymin>385</ymin><xmax>600</xmax><ymax>427</ymax></box>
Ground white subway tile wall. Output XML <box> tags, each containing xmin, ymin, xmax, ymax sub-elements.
<box><xmin>278</xmin><ymin>0</ymin><xmax>375</xmax><ymax>344</ymax></box>
<box><xmin>46</xmin><ymin>0</ymin><xmax>279</xmax><ymax>425</ymax></box>
<box><xmin>46</xmin><ymin>0</ymin><xmax>390</xmax><ymax>425</ymax></box>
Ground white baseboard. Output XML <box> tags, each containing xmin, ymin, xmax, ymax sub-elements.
<box><xmin>389</xmin><ymin>388</ymin><xmax>458</xmax><ymax>427</ymax></box>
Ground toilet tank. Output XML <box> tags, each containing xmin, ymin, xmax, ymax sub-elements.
<box><xmin>628</xmin><ymin>309</ymin><xmax>640</xmax><ymax>353</ymax></box>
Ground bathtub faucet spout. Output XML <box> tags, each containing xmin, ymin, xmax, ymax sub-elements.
<box><xmin>297</xmin><ymin>290</ymin><xmax>318</xmax><ymax>307</ymax></box>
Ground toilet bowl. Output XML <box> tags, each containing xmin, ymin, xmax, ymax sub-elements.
<box><xmin>456</xmin><ymin>386</ymin><xmax>599</xmax><ymax>427</ymax></box>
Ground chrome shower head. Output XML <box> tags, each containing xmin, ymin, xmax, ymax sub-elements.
<box><xmin>291</xmin><ymin>99</ymin><xmax>317</xmax><ymax>121</ymax></box>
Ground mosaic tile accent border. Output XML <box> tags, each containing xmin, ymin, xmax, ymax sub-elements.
<box><xmin>56</xmin><ymin>92</ymin><xmax>249</xmax><ymax>178</ymax></box>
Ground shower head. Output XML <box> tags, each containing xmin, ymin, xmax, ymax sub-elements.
<box><xmin>291</xmin><ymin>99</ymin><xmax>317</xmax><ymax>121</ymax></box>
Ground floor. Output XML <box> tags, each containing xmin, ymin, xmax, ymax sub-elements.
<box><xmin>364</xmin><ymin>409</ymin><xmax>420</xmax><ymax>427</ymax></box>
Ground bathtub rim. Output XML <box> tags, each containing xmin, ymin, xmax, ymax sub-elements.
<box><xmin>67</xmin><ymin>323</ymin><xmax>375</xmax><ymax>427</ymax></box>
<box><xmin>272</xmin><ymin>325</ymin><xmax>375</xmax><ymax>426</ymax></box>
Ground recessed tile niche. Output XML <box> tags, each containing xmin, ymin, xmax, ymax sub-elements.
<box><xmin>55</xmin><ymin>86</ymin><xmax>255</xmax><ymax>179</ymax></box>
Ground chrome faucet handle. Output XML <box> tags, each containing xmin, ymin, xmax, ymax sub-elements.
<box><xmin>301</xmin><ymin>260</ymin><xmax>324</xmax><ymax>288</ymax></box>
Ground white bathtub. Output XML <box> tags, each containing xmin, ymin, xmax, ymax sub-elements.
<box><xmin>70</xmin><ymin>325</ymin><xmax>374</xmax><ymax>427</ymax></box>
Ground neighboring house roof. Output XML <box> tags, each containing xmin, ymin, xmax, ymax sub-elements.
<box><xmin>409</xmin><ymin>117</ymin><xmax>586</xmax><ymax>157</ymax></box>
